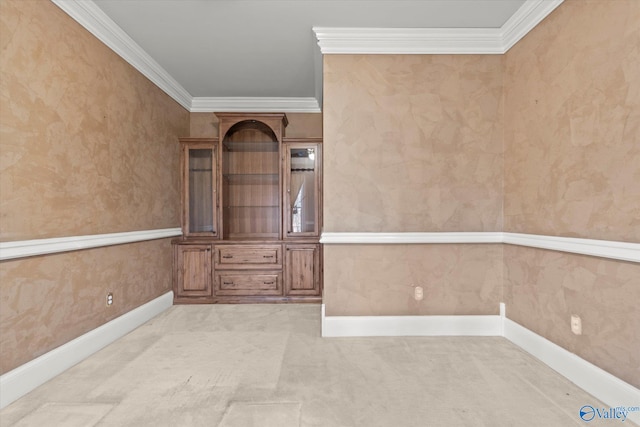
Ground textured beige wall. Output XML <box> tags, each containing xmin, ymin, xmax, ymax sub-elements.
<box><xmin>503</xmin><ymin>0</ymin><xmax>640</xmax><ymax>387</ymax></box>
<box><xmin>324</xmin><ymin>55</ymin><xmax>503</xmax><ymax>232</ymax></box>
<box><xmin>1</xmin><ymin>0</ymin><xmax>187</xmax><ymax>241</ymax></box>
<box><xmin>189</xmin><ymin>112</ymin><xmax>322</xmax><ymax>138</ymax></box>
<box><xmin>324</xmin><ymin>244</ymin><xmax>502</xmax><ymax>316</ymax></box>
<box><xmin>504</xmin><ymin>0</ymin><xmax>640</xmax><ymax>242</ymax></box>
<box><xmin>323</xmin><ymin>54</ymin><xmax>504</xmax><ymax>316</ymax></box>
<box><xmin>504</xmin><ymin>246</ymin><xmax>640</xmax><ymax>388</ymax></box>
<box><xmin>0</xmin><ymin>0</ymin><xmax>188</xmax><ymax>373</ymax></box>
<box><xmin>0</xmin><ymin>240</ymin><xmax>173</xmax><ymax>373</ymax></box>
<box><xmin>323</xmin><ymin>1</ymin><xmax>639</xmax><ymax>387</ymax></box>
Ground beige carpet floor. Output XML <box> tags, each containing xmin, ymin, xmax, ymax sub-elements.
<box><xmin>0</xmin><ymin>304</ymin><xmax>614</xmax><ymax>426</ymax></box>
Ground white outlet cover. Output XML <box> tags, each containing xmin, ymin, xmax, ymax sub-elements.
<box><xmin>571</xmin><ymin>315</ymin><xmax>582</xmax><ymax>335</ymax></box>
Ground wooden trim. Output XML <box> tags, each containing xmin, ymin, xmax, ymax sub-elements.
<box><xmin>282</xmin><ymin>137</ymin><xmax>323</xmax><ymax>144</ymax></box>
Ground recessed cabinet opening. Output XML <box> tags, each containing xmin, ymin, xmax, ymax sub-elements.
<box><xmin>222</xmin><ymin>120</ymin><xmax>280</xmax><ymax>240</ymax></box>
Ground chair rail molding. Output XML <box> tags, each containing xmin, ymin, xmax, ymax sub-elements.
<box><xmin>320</xmin><ymin>232</ymin><xmax>640</xmax><ymax>263</ymax></box>
<box><xmin>0</xmin><ymin>228</ymin><xmax>182</xmax><ymax>261</ymax></box>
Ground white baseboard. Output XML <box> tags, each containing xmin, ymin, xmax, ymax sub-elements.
<box><xmin>503</xmin><ymin>318</ymin><xmax>640</xmax><ymax>425</ymax></box>
<box><xmin>321</xmin><ymin>304</ymin><xmax>502</xmax><ymax>337</ymax></box>
<box><xmin>321</xmin><ymin>303</ymin><xmax>639</xmax><ymax>425</ymax></box>
<box><xmin>0</xmin><ymin>291</ymin><xmax>173</xmax><ymax>409</ymax></box>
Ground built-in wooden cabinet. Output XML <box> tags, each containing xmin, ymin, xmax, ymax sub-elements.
<box><xmin>173</xmin><ymin>113</ymin><xmax>322</xmax><ymax>304</ymax></box>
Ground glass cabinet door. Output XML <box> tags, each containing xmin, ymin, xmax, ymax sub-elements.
<box><xmin>285</xmin><ymin>144</ymin><xmax>320</xmax><ymax>237</ymax></box>
<box><xmin>184</xmin><ymin>145</ymin><xmax>217</xmax><ymax>237</ymax></box>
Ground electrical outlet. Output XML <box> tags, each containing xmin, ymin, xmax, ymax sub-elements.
<box><xmin>414</xmin><ymin>286</ymin><xmax>424</xmax><ymax>301</ymax></box>
<box><xmin>571</xmin><ymin>314</ymin><xmax>582</xmax><ymax>335</ymax></box>
<box><xmin>106</xmin><ymin>292</ymin><xmax>114</xmax><ymax>307</ymax></box>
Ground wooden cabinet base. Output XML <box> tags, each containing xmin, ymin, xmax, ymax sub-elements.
<box><xmin>173</xmin><ymin>295</ymin><xmax>322</xmax><ymax>304</ymax></box>
<box><xmin>173</xmin><ymin>240</ymin><xmax>321</xmax><ymax>304</ymax></box>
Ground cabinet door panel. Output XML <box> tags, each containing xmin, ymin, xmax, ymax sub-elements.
<box><xmin>284</xmin><ymin>144</ymin><xmax>321</xmax><ymax>238</ymax></box>
<box><xmin>181</xmin><ymin>141</ymin><xmax>218</xmax><ymax>238</ymax></box>
<box><xmin>285</xmin><ymin>244</ymin><xmax>320</xmax><ymax>296</ymax></box>
<box><xmin>176</xmin><ymin>245</ymin><xmax>212</xmax><ymax>297</ymax></box>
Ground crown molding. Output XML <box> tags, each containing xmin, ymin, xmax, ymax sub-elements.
<box><xmin>314</xmin><ymin>0</ymin><xmax>564</xmax><ymax>54</ymax></box>
<box><xmin>500</xmin><ymin>0</ymin><xmax>564</xmax><ymax>51</ymax></box>
<box><xmin>52</xmin><ymin>0</ymin><xmax>564</xmax><ymax>111</ymax></box>
<box><xmin>50</xmin><ymin>0</ymin><xmax>193</xmax><ymax>110</ymax></box>
<box><xmin>191</xmin><ymin>97</ymin><xmax>322</xmax><ymax>113</ymax></box>
<box><xmin>313</xmin><ymin>27</ymin><xmax>505</xmax><ymax>54</ymax></box>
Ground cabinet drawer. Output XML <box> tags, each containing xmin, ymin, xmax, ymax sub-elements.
<box><xmin>215</xmin><ymin>272</ymin><xmax>282</xmax><ymax>296</ymax></box>
<box><xmin>214</xmin><ymin>245</ymin><xmax>282</xmax><ymax>268</ymax></box>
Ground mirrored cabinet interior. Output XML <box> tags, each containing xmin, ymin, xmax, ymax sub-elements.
<box><xmin>173</xmin><ymin>113</ymin><xmax>322</xmax><ymax>304</ymax></box>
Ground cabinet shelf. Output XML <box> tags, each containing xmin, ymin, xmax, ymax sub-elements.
<box><xmin>223</xmin><ymin>206</ymin><xmax>279</xmax><ymax>210</ymax></box>
<box><xmin>223</xmin><ymin>141</ymin><xmax>278</xmax><ymax>152</ymax></box>
<box><xmin>223</xmin><ymin>174</ymin><xmax>278</xmax><ymax>185</ymax></box>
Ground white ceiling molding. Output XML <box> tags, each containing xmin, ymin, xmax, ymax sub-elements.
<box><xmin>313</xmin><ymin>27</ymin><xmax>506</xmax><ymax>54</ymax></box>
<box><xmin>51</xmin><ymin>0</ymin><xmax>193</xmax><ymax>110</ymax></box>
<box><xmin>191</xmin><ymin>97</ymin><xmax>321</xmax><ymax>113</ymax></box>
<box><xmin>314</xmin><ymin>0</ymin><xmax>564</xmax><ymax>54</ymax></box>
<box><xmin>52</xmin><ymin>0</ymin><xmax>563</xmax><ymax>112</ymax></box>
<box><xmin>500</xmin><ymin>0</ymin><xmax>564</xmax><ymax>51</ymax></box>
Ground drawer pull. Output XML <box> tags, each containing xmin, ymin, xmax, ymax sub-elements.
<box><xmin>263</xmin><ymin>255</ymin><xmax>274</xmax><ymax>259</ymax></box>
<box><xmin>223</xmin><ymin>281</ymin><xmax>234</xmax><ymax>286</ymax></box>
<box><xmin>263</xmin><ymin>281</ymin><xmax>275</xmax><ymax>285</ymax></box>
<box><xmin>222</xmin><ymin>255</ymin><xmax>234</xmax><ymax>259</ymax></box>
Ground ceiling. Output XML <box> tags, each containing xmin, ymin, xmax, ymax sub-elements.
<box><xmin>54</xmin><ymin>0</ymin><xmax>567</xmax><ymax>112</ymax></box>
